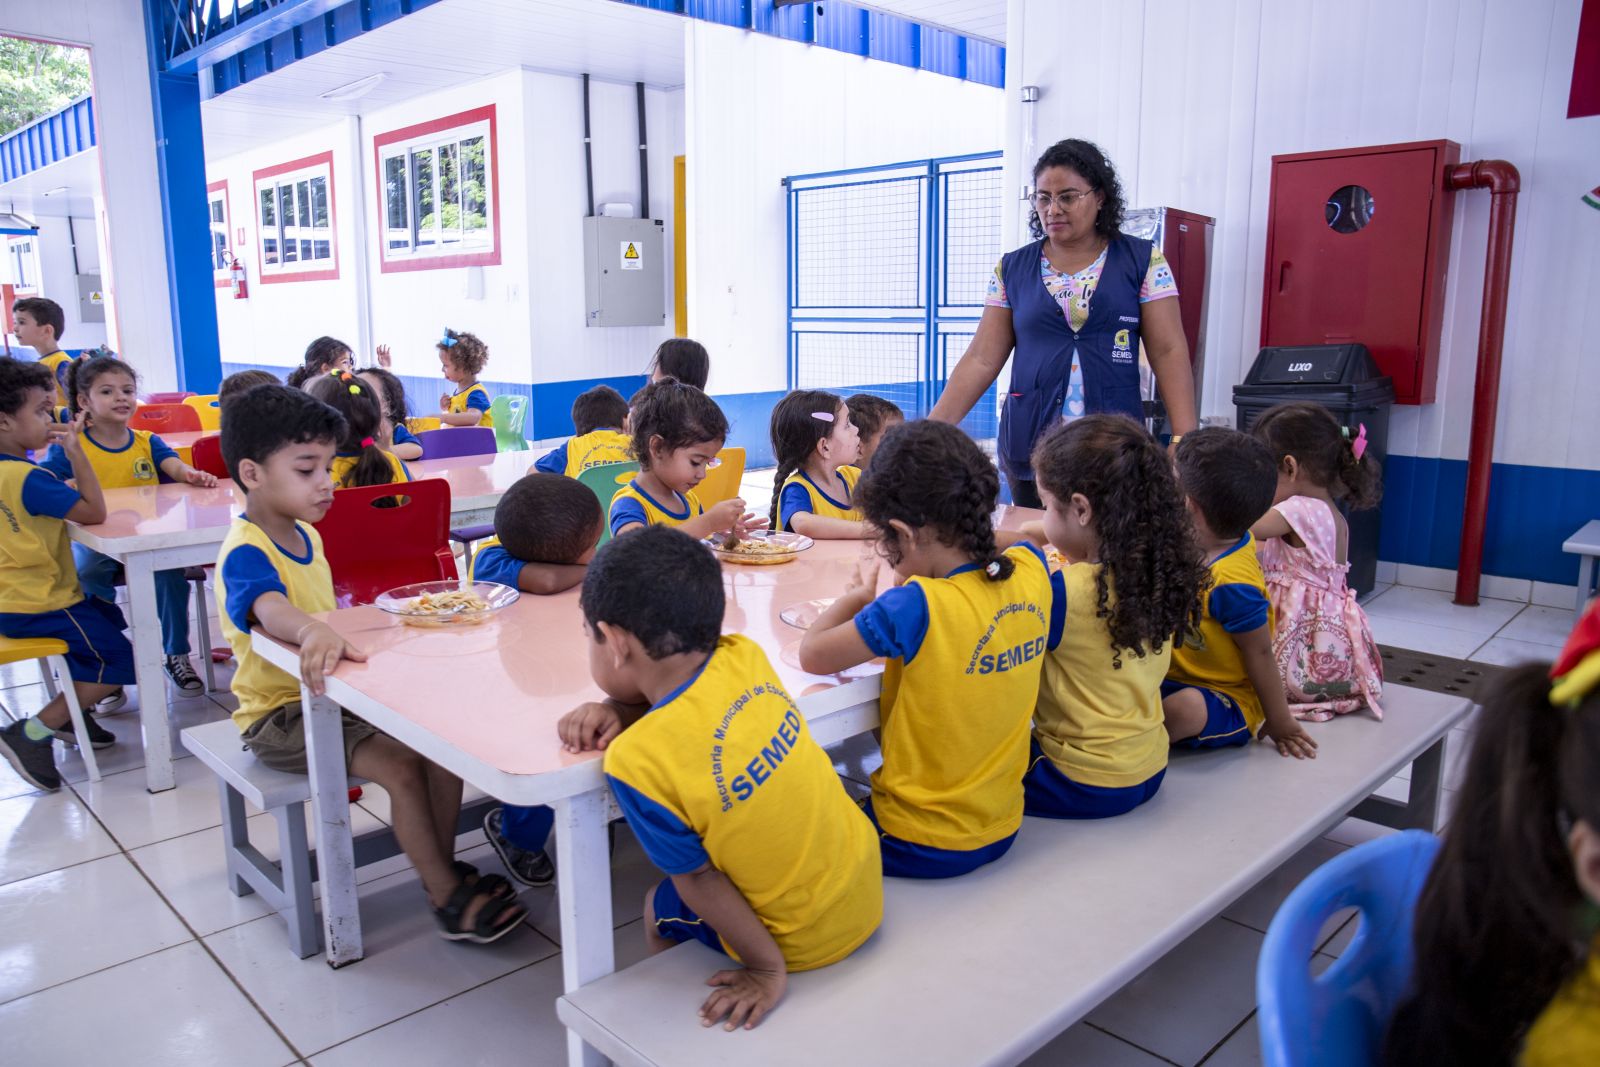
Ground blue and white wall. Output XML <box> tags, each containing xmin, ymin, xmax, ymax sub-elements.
<box><xmin>1005</xmin><ymin>0</ymin><xmax>1600</xmax><ymax>599</ymax></box>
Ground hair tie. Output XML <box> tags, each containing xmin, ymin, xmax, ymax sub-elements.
<box><xmin>810</xmin><ymin>411</ymin><xmax>835</xmax><ymax>423</ymax></box>
<box><xmin>1550</xmin><ymin>601</ymin><xmax>1600</xmax><ymax>708</ymax></box>
<box><xmin>360</xmin><ymin>436</ymin><xmax>375</xmax><ymax>449</ymax></box>
<box><xmin>984</xmin><ymin>559</ymin><xmax>1003</xmax><ymax>578</ymax></box>
<box><xmin>439</xmin><ymin>329</ymin><xmax>458</xmax><ymax>348</ymax></box>
<box><xmin>1351</xmin><ymin>423</ymin><xmax>1369</xmax><ymax>462</ymax></box>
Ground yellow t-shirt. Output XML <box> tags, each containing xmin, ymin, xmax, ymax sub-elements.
<box><xmin>778</xmin><ymin>465</ymin><xmax>862</xmax><ymax>532</ymax></box>
<box><xmin>39</xmin><ymin>352</ymin><xmax>72</xmax><ymax>408</ymax></box>
<box><xmin>69</xmin><ymin>428</ymin><xmax>175</xmax><ymax>489</ymax></box>
<box><xmin>330</xmin><ymin>450</ymin><xmax>411</xmax><ymax>489</ymax></box>
<box><xmin>1034</xmin><ymin>562</ymin><xmax>1172</xmax><ymax>788</ymax></box>
<box><xmin>1521</xmin><ymin>939</ymin><xmax>1600</xmax><ymax>1066</ymax></box>
<box><xmin>215</xmin><ymin>517</ymin><xmax>336</xmax><ymax>731</ymax></box>
<box><xmin>608</xmin><ymin>480</ymin><xmax>704</xmax><ymax>537</ymax></box>
<box><xmin>858</xmin><ymin>543</ymin><xmax>1053</xmax><ymax>852</ymax></box>
<box><xmin>558</xmin><ymin>429</ymin><xmax>632</xmax><ymax>478</ymax></box>
<box><xmin>0</xmin><ymin>455</ymin><xmax>84</xmax><ymax>615</ymax></box>
<box><xmin>448</xmin><ymin>383</ymin><xmax>493</xmax><ymax>428</ymax></box>
<box><xmin>603</xmin><ymin>635</ymin><xmax>883</xmax><ymax>971</ymax></box>
<box><xmin>1168</xmin><ymin>534</ymin><xmax>1274</xmax><ymax>735</ymax></box>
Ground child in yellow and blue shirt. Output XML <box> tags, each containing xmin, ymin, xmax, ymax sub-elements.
<box><xmin>306</xmin><ymin>372</ymin><xmax>411</xmax><ymax>489</ymax></box>
<box><xmin>557</xmin><ymin>525</ymin><xmax>881</xmax><ymax>1029</ymax></box>
<box><xmin>40</xmin><ymin>355</ymin><xmax>219</xmax><ymax>695</ymax></box>
<box><xmin>801</xmin><ymin>420</ymin><xmax>1052</xmax><ymax>877</ymax></box>
<box><xmin>0</xmin><ymin>357</ymin><xmax>135</xmax><ymax>791</ymax></box>
<box><xmin>535</xmin><ymin>384</ymin><xmax>631</xmax><ymax>477</ymax></box>
<box><xmin>1165</xmin><ymin>428</ymin><xmax>1317</xmax><ymax>759</ymax></box>
<box><xmin>1020</xmin><ymin>415</ymin><xmax>1210</xmax><ymax>818</ymax></box>
<box><xmin>768</xmin><ymin>390</ymin><xmax>869</xmax><ymax>540</ymax></box>
<box><xmin>436</xmin><ymin>328</ymin><xmax>493</xmax><ymax>428</ymax></box>
<box><xmin>12</xmin><ymin>297</ymin><xmax>72</xmax><ymax>407</ymax></box>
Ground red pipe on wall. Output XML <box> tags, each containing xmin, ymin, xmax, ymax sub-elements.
<box><xmin>1446</xmin><ymin>159</ymin><xmax>1520</xmax><ymax>606</ymax></box>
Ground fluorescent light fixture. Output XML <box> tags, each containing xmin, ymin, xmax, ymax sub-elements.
<box><xmin>42</xmin><ymin>186</ymin><xmax>69</xmax><ymax>197</ymax></box>
<box><xmin>320</xmin><ymin>72</ymin><xmax>389</xmax><ymax>102</ymax></box>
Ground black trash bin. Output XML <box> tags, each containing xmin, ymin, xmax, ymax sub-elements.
<box><xmin>1233</xmin><ymin>343</ymin><xmax>1395</xmax><ymax>597</ymax></box>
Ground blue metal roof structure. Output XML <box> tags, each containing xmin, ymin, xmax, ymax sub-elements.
<box><xmin>0</xmin><ymin>96</ymin><xmax>97</xmax><ymax>184</ymax></box>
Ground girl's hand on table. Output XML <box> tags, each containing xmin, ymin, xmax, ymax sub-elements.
<box><xmin>558</xmin><ymin>701</ymin><xmax>623</xmax><ymax>752</ymax></box>
<box><xmin>182</xmin><ymin>467</ymin><xmax>219</xmax><ymax>488</ymax></box>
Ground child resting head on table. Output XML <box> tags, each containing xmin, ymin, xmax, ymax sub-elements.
<box><xmin>768</xmin><ymin>389</ymin><xmax>869</xmax><ymax>541</ymax></box>
<box><xmin>557</xmin><ymin>525</ymin><xmax>883</xmax><ymax>1030</ymax></box>
<box><xmin>608</xmin><ymin>379</ymin><xmax>763</xmax><ymax>542</ymax></box>
<box><xmin>216</xmin><ymin>383</ymin><xmax>526</xmax><ymax>945</ymax></box>
<box><xmin>799</xmin><ymin>419</ymin><xmax>1053</xmax><ymax>879</ymax></box>
<box><xmin>535</xmin><ymin>384</ymin><xmax>631</xmax><ymax>478</ymax></box>
<box><xmin>1165</xmin><ymin>428</ymin><xmax>1317</xmax><ymax>759</ymax></box>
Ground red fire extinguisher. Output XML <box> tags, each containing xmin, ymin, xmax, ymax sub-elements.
<box><xmin>230</xmin><ymin>256</ymin><xmax>248</xmax><ymax>300</ymax></box>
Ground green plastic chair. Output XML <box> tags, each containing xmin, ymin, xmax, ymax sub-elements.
<box><xmin>577</xmin><ymin>461</ymin><xmax>640</xmax><ymax>547</ymax></box>
<box><xmin>489</xmin><ymin>395</ymin><xmax>528</xmax><ymax>451</ymax></box>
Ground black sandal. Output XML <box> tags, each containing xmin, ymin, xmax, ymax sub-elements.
<box><xmin>453</xmin><ymin>860</ymin><xmax>514</xmax><ymax>901</ymax></box>
<box><xmin>434</xmin><ymin>878</ymin><xmax>524</xmax><ymax>944</ymax></box>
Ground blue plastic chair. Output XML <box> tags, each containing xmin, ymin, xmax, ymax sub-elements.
<box><xmin>1257</xmin><ymin>830</ymin><xmax>1441</xmax><ymax>1067</ymax></box>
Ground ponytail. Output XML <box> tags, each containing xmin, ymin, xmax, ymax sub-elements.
<box><xmin>1337</xmin><ymin>424</ymin><xmax>1383</xmax><ymax>510</ymax></box>
<box><xmin>1252</xmin><ymin>400</ymin><xmax>1383</xmax><ymax>511</ymax></box>
<box><xmin>304</xmin><ymin>372</ymin><xmax>399</xmax><ymax>489</ymax></box>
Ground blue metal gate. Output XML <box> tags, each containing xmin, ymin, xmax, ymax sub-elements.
<box><xmin>785</xmin><ymin>152</ymin><xmax>1003</xmax><ymax>447</ymax></box>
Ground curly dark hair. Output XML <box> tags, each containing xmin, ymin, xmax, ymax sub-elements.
<box><xmin>287</xmin><ymin>336</ymin><xmax>353</xmax><ymax>389</ymax></box>
<box><xmin>627</xmin><ymin>380</ymin><xmax>728</xmax><ymax>471</ymax></box>
<box><xmin>0</xmin><ymin>356</ymin><xmax>55</xmax><ymax>416</ymax></box>
<box><xmin>1031</xmin><ymin>415</ymin><xmax>1207</xmax><ymax>666</ymax></box>
<box><xmin>1251</xmin><ymin>400</ymin><xmax>1382</xmax><ymax>510</ymax></box>
<box><xmin>767</xmin><ymin>389</ymin><xmax>845</xmax><ymax>530</ymax></box>
<box><xmin>438</xmin><ymin>328</ymin><xmax>489</xmax><ymax>376</ymax></box>
<box><xmin>1029</xmin><ymin>138</ymin><xmax>1126</xmax><ymax>241</ymax></box>
<box><xmin>64</xmin><ymin>354</ymin><xmax>138</xmax><ymax>417</ymax></box>
<box><xmin>306</xmin><ymin>372</ymin><xmax>397</xmax><ymax>489</ymax></box>
<box><xmin>855</xmin><ymin>420</ymin><xmax>1013</xmax><ymax>582</ymax></box>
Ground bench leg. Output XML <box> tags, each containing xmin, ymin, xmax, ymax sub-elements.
<box><xmin>279</xmin><ymin>801</ymin><xmax>320</xmax><ymax>959</ymax></box>
<box><xmin>1578</xmin><ymin>554</ymin><xmax>1596</xmax><ymax>615</ymax></box>
<box><xmin>1352</xmin><ymin>736</ymin><xmax>1445</xmax><ymax>832</ymax></box>
<box><xmin>302</xmin><ymin>690</ymin><xmax>363</xmax><ymax>968</ymax></box>
<box><xmin>555</xmin><ymin>788</ymin><xmax>615</xmax><ymax>1067</ymax></box>
<box><xmin>218</xmin><ymin>779</ymin><xmax>254</xmax><ymax>898</ymax></box>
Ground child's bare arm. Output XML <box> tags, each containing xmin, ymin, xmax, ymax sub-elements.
<box><xmin>995</xmin><ymin>520</ymin><xmax>1048</xmax><ymax>550</ymax></box>
<box><xmin>252</xmin><ymin>591</ymin><xmax>367</xmax><ymax>696</ymax></box>
<box><xmin>797</xmin><ymin>562</ymin><xmax>878</xmax><ymax>674</ymax></box>
<box><xmin>788</xmin><ymin>513</ymin><xmax>870</xmax><ymax>540</ymax></box>
<box><xmin>673</xmin><ymin>864</ymin><xmax>787</xmax><ymax>1030</ymax></box>
<box><xmin>437</xmin><ymin>409</ymin><xmax>483</xmax><ymax>427</ymax></box>
<box><xmin>160</xmin><ymin>456</ymin><xmax>218</xmax><ymax>488</ymax></box>
<box><xmin>680</xmin><ymin>498</ymin><xmax>766</xmax><ymax>541</ymax></box>
<box><xmin>1235</xmin><ymin>625</ymin><xmax>1317</xmax><ymax>759</ymax></box>
<box><xmin>515</xmin><ymin>561</ymin><xmax>587</xmax><ymax>595</ymax></box>
<box><xmin>390</xmin><ymin>441</ymin><xmax>423</xmax><ymax>461</ymax></box>
<box><xmin>1249</xmin><ymin>509</ymin><xmax>1293</xmax><ymax>543</ymax></box>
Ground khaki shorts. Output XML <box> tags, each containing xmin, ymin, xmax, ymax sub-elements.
<box><xmin>242</xmin><ymin>701</ymin><xmax>379</xmax><ymax>775</ymax></box>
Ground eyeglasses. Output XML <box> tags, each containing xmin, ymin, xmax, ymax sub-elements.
<box><xmin>1031</xmin><ymin>189</ymin><xmax>1095</xmax><ymax>213</ymax></box>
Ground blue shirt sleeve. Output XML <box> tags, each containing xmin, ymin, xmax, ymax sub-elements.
<box><xmin>465</xmin><ymin>389</ymin><xmax>491</xmax><ymax>413</ymax></box>
<box><xmin>1210</xmin><ymin>583</ymin><xmax>1269</xmax><ymax>634</ymax></box>
<box><xmin>20</xmin><ymin>468</ymin><xmax>80</xmax><ymax>519</ymax></box>
<box><xmin>148</xmin><ymin>434</ymin><xmax>178</xmax><ymax>468</ymax></box>
<box><xmin>220</xmin><ymin>544</ymin><xmax>287</xmax><ymax>633</ymax></box>
<box><xmin>472</xmin><ymin>545</ymin><xmax>525</xmax><ymax>589</ymax></box>
<box><xmin>1047</xmin><ymin>567</ymin><xmax>1067</xmax><ymax>651</ymax></box>
<box><xmin>610</xmin><ymin>496</ymin><xmax>647</xmax><ymax>537</ymax></box>
<box><xmin>535</xmin><ymin>443</ymin><xmax>568</xmax><ymax>474</ymax></box>
<box><xmin>779</xmin><ymin>482</ymin><xmax>813</xmax><ymax>532</ymax></box>
<box><xmin>607</xmin><ymin>773</ymin><xmax>709</xmax><ymax>875</ymax></box>
<box><xmin>854</xmin><ymin>583</ymin><xmax>931</xmax><ymax>665</ymax></box>
<box><xmin>392</xmin><ymin>423</ymin><xmax>418</xmax><ymax>446</ymax></box>
<box><xmin>37</xmin><ymin>444</ymin><xmax>72</xmax><ymax>480</ymax></box>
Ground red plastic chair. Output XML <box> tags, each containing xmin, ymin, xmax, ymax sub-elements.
<box><xmin>314</xmin><ymin>478</ymin><xmax>458</xmax><ymax>606</ymax></box>
<box><xmin>190</xmin><ymin>434</ymin><xmax>229</xmax><ymax>479</ymax></box>
<box><xmin>130</xmin><ymin>403</ymin><xmax>203</xmax><ymax>434</ymax></box>
<box><xmin>144</xmin><ymin>391</ymin><xmax>195</xmax><ymax>404</ymax></box>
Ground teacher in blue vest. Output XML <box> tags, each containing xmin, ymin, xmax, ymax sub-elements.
<box><xmin>930</xmin><ymin>139</ymin><xmax>1198</xmax><ymax>508</ymax></box>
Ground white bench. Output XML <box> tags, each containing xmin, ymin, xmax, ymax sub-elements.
<box><xmin>557</xmin><ymin>684</ymin><xmax>1468</xmax><ymax>1066</ymax></box>
<box><xmin>1564</xmin><ymin>519</ymin><xmax>1600</xmax><ymax>612</ymax></box>
<box><xmin>180</xmin><ymin>719</ymin><xmax>497</xmax><ymax>958</ymax></box>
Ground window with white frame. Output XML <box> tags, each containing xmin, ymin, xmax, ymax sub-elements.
<box><xmin>377</xmin><ymin>115</ymin><xmax>493</xmax><ymax>264</ymax></box>
<box><xmin>207</xmin><ymin>184</ymin><xmax>231</xmax><ymax>278</ymax></box>
<box><xmin>7</xmin><ymin>238</ymin><xmax>38</xmax><ymax>292</ymax></box>
<box><xmin>253</xmin><ymin>156</ymin><xmax>335</xmax><ymax>278</ymax></box>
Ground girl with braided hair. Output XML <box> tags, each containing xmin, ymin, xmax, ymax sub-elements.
<box><xmin>799</xmin><ymin>420</ymin><xmax>1053</xmax><ymax>878</ymax></box>
<box><xmin>1022</xmin><ymin>415</ymin><xmax>1208</xmax><ymax>818</ymax></box>
<box><xmin>767</xmin><ymin>389</ymin><xmax>869</xmax><ymax>539</ymax></box>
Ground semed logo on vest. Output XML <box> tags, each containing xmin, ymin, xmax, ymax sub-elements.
<box><xmin>133</xmin><ymin>457</ymin><xmax>157</xmax><ymax>480</ymax></box>
<box><xmin>1112</xmin><ymin>328</ymin><xmax>1134</xmax><ymax>365</ymax></box>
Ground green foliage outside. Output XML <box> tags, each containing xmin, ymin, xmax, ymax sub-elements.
<box><xmin>0</xmin><ymin>39</ymin><xmax>92</xmax><ymax>137</ymax></box>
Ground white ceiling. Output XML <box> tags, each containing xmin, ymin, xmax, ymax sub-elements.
<box><xmin>859</xmin><ymin>0</ymin><xmax>1007</xmax><ymax>44</ymax></box>
<box><xmin>0</xmin><ymin>149</ymin><xmax>101</xmax><ymax>219</ymax></box>
<box><xmin>201</xmin><ymin>0</ymin><xmax>688</xmax><ymax>159</ymax></box>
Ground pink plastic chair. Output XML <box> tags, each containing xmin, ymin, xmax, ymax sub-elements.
<box><xmin>144</xmin><ymin>391</ymin><xmax>196</xmax><ymax>404</ymax></box>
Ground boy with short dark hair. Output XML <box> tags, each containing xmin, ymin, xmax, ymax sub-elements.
<box><xmin>534</xmin><ymin>385</ymin><xmax>631</xmax><ymax>478</ymax></box>
<box><xmin>557</xmin><ymin>526</ymin><xmax>882</xmax><ymax>1030</ymax></box>
<box><xmin>0</xmin><ymin>357</ymin><xmax>132</xmax><ymax>790</ymax></box>
<box><xmin>845</xmin><ymin>393</ymin><xmax>905</xmax><ymax>469</ymax></box>
<box><xmin>218</xmin><ymin>369</ymin><xmax>281</xmax><ymax>412</ymax></box>
<box><xmin>12</xmin><ymin>297</ymin><xmax>71</xmax><ymax>407</ymax></box>
<box><xmin>648</xmin><ymin>338</ymin><xmax>710</xmax><ymax>390</ymax></box>
<box><xmin>216</xmin><ymin>383</ymin><xmax>526</xmax><ymax>943</ymax></box>
<box><xmin>1165</xmin><ymin>428</ymin><xmax>1317</xmax><ymax>759</ymax></box>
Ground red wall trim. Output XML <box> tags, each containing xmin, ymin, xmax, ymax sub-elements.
<box><xmin>372</xmin><ymin>104</ymin><xmax>502</xmax><ymax>273</ymax></box>
<box><xmin>250</xmin><ymin>150</ymin><xmax>340</xmax><ymax>285</ymax></box>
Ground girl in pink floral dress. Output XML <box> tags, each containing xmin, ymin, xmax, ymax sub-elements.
<box><xmin>1250</xmin><ymin>402</ymin><xmax>1384</xmax><ymax>720</ymax></box>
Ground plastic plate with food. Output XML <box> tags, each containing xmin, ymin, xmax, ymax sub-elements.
<box><xmin>704</xmin><ymin>530</ymin><xmax>815</xmax><ymax>566</ymax></box>
<box><xmin>375</xmin><ymin>580</ymin><xmax>519</xmax><ymax>628</ymax></box>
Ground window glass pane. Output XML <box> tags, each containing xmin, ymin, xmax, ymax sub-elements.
<box><xmin>211</xmin><ymin>199</ymin><xmax>224</xmax><ymax>224</ymax></box>
<box><xmin>279</xmin><ymin>184</ymin><xmax>298</xmax><ymax>263</ymax></box>
<box><xmin>415</xmin><ymin>148</ymin><xmax>436</xmax><ymax>250</ymax></box>
<box><xmin>296</xmin><ymin>180</ymin><xmax>311</xmax><ymax>228</ymax></box>
<box><xmin>212</xmin><ymin>231</ymin><xmax>228</xmax><ymax>271</ymax></box>
<box><xmin>383</xmin><ymin>154</ymin><xmax>410</xmax><ymax>251</ymax></box>
<box><xmin>460</xmin><ymin>135</ymin><xmax>487</xmax><ymax>238</ymax></box>
<box><xmin>310</xmin><ymin>177</ymin><xmax>328</xmax><ymax>227</ymax></box>
<box><xmin>313</xmin><ymin>240</ymin><xmax>331</xmax><ymax>259</ymax></box>
<box><xmin>263</xmin><ymin>236</ymin><xmax>278</xmax><ymax>265</ymax></box>
<box><xmin>259</xmin><ymin>187</ymin><xmax>275</xmax><ymax>227</ymax></box>
<box><xmin>438</xmin><ymin>142</ymin><xmax>460</xmax><ymax>245</ymax></box>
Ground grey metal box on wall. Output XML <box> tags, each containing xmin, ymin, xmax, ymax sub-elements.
<box><xmin>582</xmin><ymin>217</ymin><xmax>666</xmax><ymax>327</ymax></box>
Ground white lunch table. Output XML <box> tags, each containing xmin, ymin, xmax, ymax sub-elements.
<box><xmin>68</xmin><ymin>449</ymin><xmax>541</xmax><ymax>792</ymax></box>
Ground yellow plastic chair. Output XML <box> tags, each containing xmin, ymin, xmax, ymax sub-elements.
<box><xmin>695</xmin><ymin>447</ymin><xmax>746</xmax><ymax>507</ymax></box>
<box><xmin>183</xmin><ymin>394</ymin><xmax>222</xmax><ymax>431</ymax></box>
<box><xmin>0</xmin><ymin>636</ymin><xmax>99</xmax><ymax>781</ymax></box>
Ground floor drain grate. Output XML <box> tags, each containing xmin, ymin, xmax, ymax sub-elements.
<box><xmin>1378</xmin><ymin>646</ymin><xmax>1510</xmax><ymax>700</ymax></box>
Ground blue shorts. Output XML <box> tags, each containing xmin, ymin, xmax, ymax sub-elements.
<box><xmin>651</xmin><ymin>876</ymin><xmax>726</xmax><ymax>954</ymax></box>
<box><xmin>1162</xmin><ymin>680</ymin><xmax>1254</xmax><ymax>749</ymax></box>
<box><xmin>0</xmin><ymin>598</ymin><xmax>136</xmax><ymax>687</ymax></box>
<box><xmin>862</xmin><ymin>798</ymin><xmax>1016</xmax><ymax>879</ymax></box>
<box><xmin>1022</xmin><ymin>739</ymin><xmax>1166</xmax><ymax>819</ymax></box>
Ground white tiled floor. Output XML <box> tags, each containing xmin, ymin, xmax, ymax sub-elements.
<box><xmin>0</xmin><ymin>505</ymin><xmax>1574</xmax><ymax>1065</ymax></box>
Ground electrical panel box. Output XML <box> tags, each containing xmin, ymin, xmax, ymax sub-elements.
<box><xmin>582</xmin><ymin>217</ymin><xmax>665</xmax><ymax>328</ymax></box>
<box><xmin>1260</xmin><ymin>139</ymin><xmax>1459</xmax><ymax>404</ymax></box>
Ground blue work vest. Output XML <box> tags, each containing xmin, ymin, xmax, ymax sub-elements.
<box><xmin>997</xmin><ymin>235</ymin><xmax>1153</xmax><ymax>469</ymax></box>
